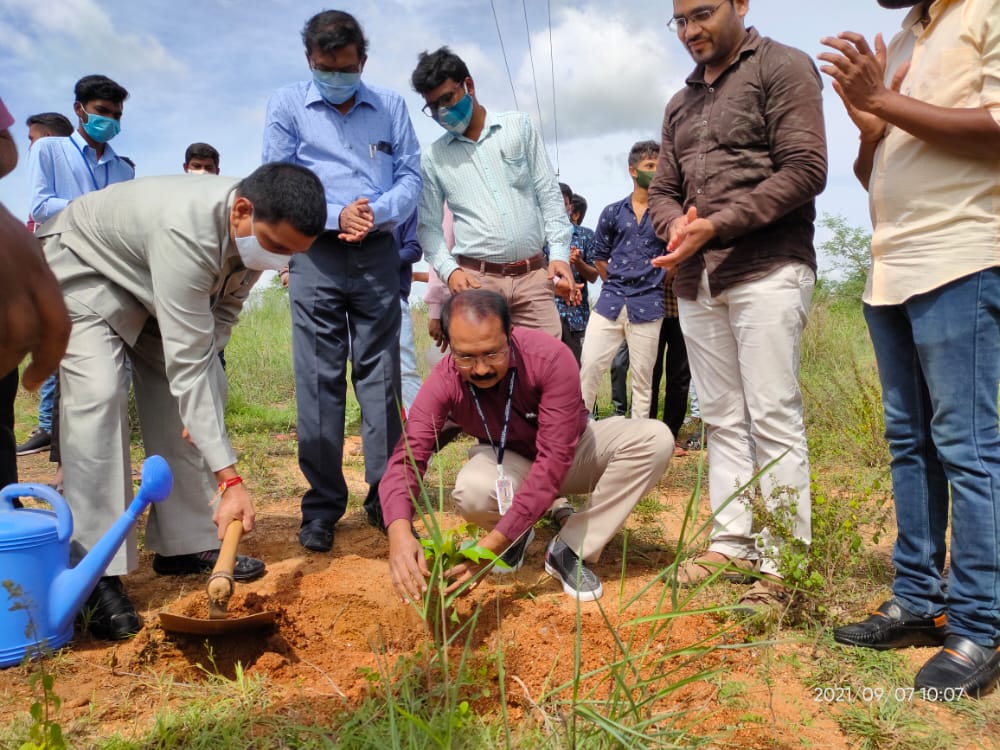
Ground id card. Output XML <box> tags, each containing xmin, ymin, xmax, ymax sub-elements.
<box><xmin>496</xmin><ymin>466</ymin><xmax>514</xmax><ymax>515</ymax></box>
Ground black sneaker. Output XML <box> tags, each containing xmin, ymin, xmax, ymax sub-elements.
<box><xmin>16</xmin><ymin>427</ymin><xmax>51</xmax><ymax>455</ymax></box>
<box><xmin>544</xmin><ymin>537</ymin><xmax>603</xmax><ymax>601</ymax></box>
<box><xmin>915</xmin><ymin>635</ymin><xmax>1000</xmax><ymax>699</ymax></box>
<box><xmin>494</xmin><ymin>529</ymin><xmax>534</xmax><ymax>574</ymax></box>
<box><xmin>833</xmin><ymin>598</ymin><xmax>947</xmax><ymax>650</ymax></box>
<box><xmin>152</xmin><ymin>550</ymin><xmax>266</xmax><ymax>582</ymax></box>
<box><xmin>80</xmin><ymin>576</ymin><xmax>142</xmax><ymax>641</ymax></box>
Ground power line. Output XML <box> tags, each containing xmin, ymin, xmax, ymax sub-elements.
<box><xmin>489</xmin><ymin>0</ymin><xmax>519</xmax><ymax>110</ymax></box>
<box><xmin>547</xmin><ymin>0</ymin><xmax>560</xmax><ymax>176</ymax></box>
<box><xmin>521</xmin><ymin>0</ymin><xmax>546</xmax><ymax>146</ymax></box>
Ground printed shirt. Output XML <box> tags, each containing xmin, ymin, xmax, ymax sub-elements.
<box><xmin>380</xmin><ymin>327</ymin><xmax>589</xmax><ymax>541</ymax></box>
<box><xmin>648</xmin><ymin>27</ymin><xmax>828</xmax><ymax>300</ymax></box>
<box><xmin>592</xmin><ymin>196</ymin><xmax>665</xmax><ymax>324</ymax></box>
<box><xmin>557</xmin><ymin>224</ymin><xmax>596</xmax><ymax>332</ymax></box>
<box><xmin>418</xmin><ymin>110</ymin><xmax>572</xmax><ymax>283</ymax></box>
<box><xmin>866</xmin><ymin>0</ymin><xmax>1000</xmax><ymax>305</ymax></box>
<box><xmin>27</xmin><ymin>131</ymin><xmax>135</xmax><ymax>224</ymax></box>
<box><xmin>262</xmin><ymin>79</ymin><xmax>421</xmax><ymax>233</ymax></box>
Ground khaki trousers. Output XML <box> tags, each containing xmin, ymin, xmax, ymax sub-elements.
<box><xmin>457</xmin><ymin>266</ymin><xmax>561</xmax><ymax>337</ymax></box>
<box><xmin>451</xmin><ymin>417</ymin><xmax>672</xmax><ymax>561</ymax></box>
<box><xmin>579</xmin><ymin>307</ymin><xmax>662</xmax><ymax>417</ymax></box>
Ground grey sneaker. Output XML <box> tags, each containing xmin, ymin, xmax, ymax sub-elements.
<box><xmin>544</xmin><ymin>537</ymin><xmax>603</xmax><ymax>601</ymax></box>
<box><xmin>495</xmin><ymin>528</ymin><xmax>534</xmax><ymax>574</ymax></box>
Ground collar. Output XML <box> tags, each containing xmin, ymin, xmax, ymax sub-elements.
<box><xmin>70</xmin><ymin>129</ymin><xmax>118</xmax><ymax>164</ymax></box>
<box><xmin>305</xmin><ymin>78</ymin><xmax>376</xmax><ymax>112</ymax></box>
<box><xmin>443</xmin><ymin>108</ymin><xmax>501</xmax><ymax>144</ymax></box>
<box><xmin>902</xmin><ymin>0</ymin><xmax>948</xmax><ymax>36</ymax></box>
<box><xmin>685</xmin><ymin>25</ymin><xmax>761</xmax><ymax>86</ymax></box>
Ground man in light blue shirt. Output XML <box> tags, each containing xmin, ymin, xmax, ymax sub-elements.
<box><xmin>411</xmin><ymin>47</ymin><xmax>574</xmax><ymax>338</ymax></box>
<box><xmin>28</xmin><ymin>75</ymin><xmax>134</xmax><ymax>225</ymax></box>
<box><xmin>262</xmin><ymin>9</ymin><xmax>421</xmax><ymax>553</ymax></box>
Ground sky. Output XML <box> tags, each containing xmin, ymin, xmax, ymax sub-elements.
<box><xmin>0</xmin><ymin>0</ymin><xmax>906</xmax><ymax>278</ymax></box>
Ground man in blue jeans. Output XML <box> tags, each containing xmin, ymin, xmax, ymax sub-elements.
<box><xmin>821</xmin><ymin>0</ymin><xmax>1000</xmax><ymax>698</ymax></box>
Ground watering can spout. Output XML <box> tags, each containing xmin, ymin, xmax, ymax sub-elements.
<box><xmin>49</xmin><ymin>456</ymin><xmax>173</xmax><ymax>635</ymax></box>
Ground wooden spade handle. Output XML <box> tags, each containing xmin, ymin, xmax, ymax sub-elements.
<box><xmin>206</xmin><ymin>520</ymin><xmax>243</xmax><ymax>613</ymax></box>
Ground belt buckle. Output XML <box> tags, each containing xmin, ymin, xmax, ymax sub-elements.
<box><xmin>501</xmin><ymin>260</ymin><xmax>525</xmax><ymax>277</ymax></box>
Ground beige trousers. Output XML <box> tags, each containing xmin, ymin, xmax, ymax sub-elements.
<box><xmin>451</xmin><ymin>417</ymin><xmax>673</xmax><ymax>561</ymax></box>
<box><xmin>457</xmin><ymin>266</ymin><xmax>561</xmax><ymax>337</ymax></box>
<box><xmin>579</xmin><ymin>307</ymin><xmax>662</xmax><ymax>417</ymax></box>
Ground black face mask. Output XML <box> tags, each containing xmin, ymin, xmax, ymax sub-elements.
<box><xmin>877</xmin><ymin>0</ymin><xmax>921</xmax><ymax>8</ymax></box>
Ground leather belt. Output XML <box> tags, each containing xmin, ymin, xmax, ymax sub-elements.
<box><xmin>455</xmin><ymin>252</ymin><xmax>546</xmax><ymax>277</ymax></box>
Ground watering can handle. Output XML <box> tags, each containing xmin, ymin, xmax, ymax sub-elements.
<box><xmin>0</xmin><ymin>483</ymin><xmax>74</xmax><ymax>543</ymax></box>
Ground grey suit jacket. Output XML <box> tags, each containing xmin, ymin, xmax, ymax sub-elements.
<box><xmin>38</xmin><ymin>174</ymin><xmax>261</xmax><ymax>471</ymax></box>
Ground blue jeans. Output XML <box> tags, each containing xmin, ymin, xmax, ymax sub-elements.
<box><xmin>865</xmin><ymin>269</ymin><xmax>1000</xmax><ymax>646</ymax></box>
<box><xmin>38</xmin><ymin>374</ymin><xmax>57</xmax><ymax>432</ymax></box>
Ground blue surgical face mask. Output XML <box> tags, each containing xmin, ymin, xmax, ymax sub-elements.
<box><xmin>235</xmin><ymin>212</ymin><xmax>290</xmax><ymax>272</ymax></box>
<box><xmin>434</xmin><ymin>91</ymin><xmax>474</xmax><ymax>135</ymax></box>
<box><xmin>81</xmin><ymin>112</ymin><xmax>121</xmax><ymax>143</ymax></box>
<box><xmin>312</xmin><ymin>69</ymin><xmax>361</xmax><ymax>105</ymax></box>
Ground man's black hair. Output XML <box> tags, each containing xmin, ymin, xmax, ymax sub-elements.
<box><xmin>237</xmin><ymin>163</ymin><xmax>327</xmax><ymax>237</ymax></box>
<box><xmin>302</xmin><ymin>10</ymin><xmax>367</xmax><ymax>58</ymax></box>
<box><xmin>74</xmin><ymin>75</ymin><xmax>129</xmax><ymax>106</ymax></box>
<box><xmin>184</xmin><ymin>142</ymin><xmax>220</xmax><ymax>167</ymax></box>
<box><xmin>411</xmin><ymin>47</ymin><xmax>471</xmax><ymax>95</ymax></box>
<box><xmin>25</xmin><ymin>112</ymin><xmax>74</xmax><ymax>137</ymax></box>
<box><xmin>628</xmin><ymin>140</ymin><xmax>660</xmax><ymax>168</ymax></box>
<box><xmin>570</xmin><ymin>194</ymin><xmax>588</xmax><ymax>224</ymax></box>
<box><xmin>441</xmin><ymin>289</ymin><xmax>511</xmax><ymax>343</ymax></box>
<box><xmin>559</xmin><ymin>182</ymin><xmax>573</xmax><ymax>201</ymax></box>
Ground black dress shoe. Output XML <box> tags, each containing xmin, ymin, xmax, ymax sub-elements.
<box><xmin>915</xmin><ymin>634</ymin><xmax>1000</xmax><ymax>699</ymax></box>
<box><xmin>81</xmin><ymin>576</ymin><xmax>141</xmax><ymax>641</ymax></box>
<box><xmin>152</xmin><ymin>551</ymin><xmax>266</xmax><ymax>582</ymax></box>
<box><xmin>298</xmin><ymin>518</ymin><xmax>335</xmax><ymax>552</ymax></box>
<box><xmin>363</xmin><ymin>483</ymin><xmax>386</xmax><ymax>534</ymax></box>
<box><xmin>833</xmin><ymin>598</ymin><xmax>947</xmax><ymax>650</ymax></box>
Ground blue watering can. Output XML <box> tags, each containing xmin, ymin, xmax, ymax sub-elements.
<box><xmin>0</xmin><ymin>455</ymin><xmax>173</xmax><ymax>667</ymax></box>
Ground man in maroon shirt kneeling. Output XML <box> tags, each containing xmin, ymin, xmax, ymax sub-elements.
<box><xmin>381</xmin><ymin>289</ymin><xmax>673</xmax><ymax>602</ymax></box>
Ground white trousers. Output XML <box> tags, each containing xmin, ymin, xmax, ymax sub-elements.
<box><xmin>579</xmin><ymin>307</ymin><xmax>661</xmax><ymax>418</ymax></box>
<box><xmin>679</xmin><ymin>264</ymin><xmax>814</xmax><ymax>577</ymax></box>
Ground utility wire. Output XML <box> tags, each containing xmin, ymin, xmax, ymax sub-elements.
<box><xmin>547</xmin><ymin>0</ymin><xmax>560</xmax><ymax>175</ymax></box>
<box><xmin>489</xmin><ymin>0</ymin><xmax>519</xmax><ymax>110</ymax></box>
<box><xmin>521</xmin><ymin>0</ymin><xmax>546</xmax><ymax>148</ymax></box>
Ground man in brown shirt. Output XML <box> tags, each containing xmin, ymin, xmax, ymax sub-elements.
<box><xmin>648</xmin><ymin>0</ymin><xmax>827</xmax><ymax>613</ymax></box>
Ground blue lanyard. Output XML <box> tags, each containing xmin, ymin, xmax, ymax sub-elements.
<box><xmin>468</xmin><ymin>369</ymin><xmax>516</xmax><ymax>467</ymax></box>
<box><xmin>69</xmin><ymin>138</ymin><xmax>104</xmax><ymax>191</ymax></box>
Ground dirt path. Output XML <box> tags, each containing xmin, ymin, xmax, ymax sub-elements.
<box><xmin>1</xmin><ymin>449</ymin><xmax>993</xmax><ymax>748</ymax></box>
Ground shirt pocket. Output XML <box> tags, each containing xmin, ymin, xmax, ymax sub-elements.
<box><xmin>500</xmin><ymin>140</ymin><xmax>531</xmax><ymax>190</ymax></box>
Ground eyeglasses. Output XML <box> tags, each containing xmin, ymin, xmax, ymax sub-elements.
<box><xmin>421</xmin><ymin>86</ymin><xmax>465</xmax><ymax>118</ymax></box>
<box><xmin>451</xmin><ymin>348</ymin><xmax>509</xmax><ymax>370</ymax></box>
<box><xmin>667</xmin><ymin>0</ymin><xmax>729</xmax><ymax>32</ymax></box>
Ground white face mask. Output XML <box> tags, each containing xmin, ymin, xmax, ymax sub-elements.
<box><xmin>235</xmin><ymin>213</ymin><xmax>289</xmax><ymax>272</ymax></box>
<box><xmin>187</xmin><ymin>167</ymin><xmax>208</xmax><ymax>174</ymax></box>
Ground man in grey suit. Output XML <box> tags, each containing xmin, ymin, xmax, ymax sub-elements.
<box><xmin>36</xmin><ymin>163</ymin><xmax>326</xmax><ymax>640</ymax></box>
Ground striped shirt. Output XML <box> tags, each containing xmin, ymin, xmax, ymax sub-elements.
<box><xmin>418</xmin><ymin>110</ymin><xmax>572</xmax><ymax>283</ymax></box>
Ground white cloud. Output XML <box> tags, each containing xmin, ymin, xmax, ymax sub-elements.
<box><xmin>509</xmin><ymin>5</ymin><xmax>681</xmax><ymax>143</ymax></box>
<box><xmin>0</xmin><ymin>0</ymin><xmax>186</xmax><ymax>77</ymax></box>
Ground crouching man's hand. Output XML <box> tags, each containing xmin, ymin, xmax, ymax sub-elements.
<box><xmin>388</xmin><ymin>518</ymin><xmax>429</xmax><ymax>603</ymax></box>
